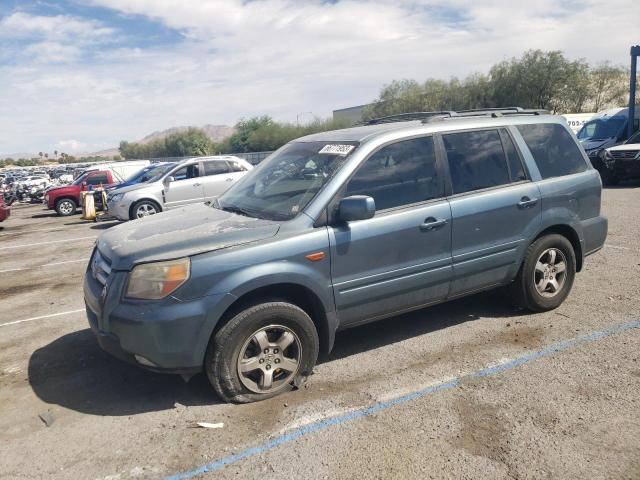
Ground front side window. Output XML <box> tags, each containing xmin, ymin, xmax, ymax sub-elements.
<box><xmin>171</xmin><ymin>164</ymin><xmax>200</xmax><ymax>181</ymax></box>
<box><xmin>346</xmin><ymin>136</ymin><xmax>440</xmax><ymax>211</ymax></box>
<box><xmin>517</xmin><ymin>123</ymin><xmax>587</xmax><ymax>179</ymax></box>
<box><xmin>443</xmin><ymin>130</ymin><xmax>510</xmax><ymax>194</ymax></box>
<box><xmin>218</xmin><ymin>141</ymin><xmax>357</xmax><ymax>220</ymax></box>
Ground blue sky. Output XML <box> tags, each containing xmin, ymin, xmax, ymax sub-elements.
<box><xmin>0</xmin><ymin>0</ymin><xmax>637</xmax><ymax>155</ymax></box>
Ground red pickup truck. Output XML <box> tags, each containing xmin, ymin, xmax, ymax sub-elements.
<box><xmin>0</xmin><ymin>195</ymin><xmax>10</xmax><ymax>222</ymax></box>
<box><xmin>45</xmin><ymin>170</ymin><xmax>114</xmax><ymax>216</ymax></box>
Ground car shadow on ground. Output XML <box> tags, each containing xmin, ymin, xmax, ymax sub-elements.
<box><xmin>603</xmin><ymin>178</ymin><xmax>640</xmax><ymax>189</ymax></box>
<box><xmin>28</xmin><ymin>291</ymin><xmax>523</xmax><ymax>416</ymax></box>
<box><xmin>324</xmin><ymin>291</ymin><xmax>522</xmax><ymax>363</ymax></box>
<box><xmin>30</xmin><ymin>212</ymin><xmax>59</xmax><ymax>219</ymax></box>
<box><xmin>28</xmin><ymin>329</ymin><xmax>220</xmax><ymax>416</ymax></box>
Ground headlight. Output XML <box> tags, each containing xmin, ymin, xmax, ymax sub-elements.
<box><xmin>125</xmin><ymin>258</ymin><xmax>190</xmax><ymax>300</ymax></box>
<box><xmin>109</xmin><ymin>193</ymin><xmax>123</xmax><ymax>203</ymax></box>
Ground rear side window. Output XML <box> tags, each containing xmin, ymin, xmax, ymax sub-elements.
<box><xmin>443</xmin><ymin>130</ymin><xmax>510</xmax><ymax>194</ymax></box>
<box><xmin>517</xmin><ymin>123</ymin><xmax>587</xmax><ymax>179</ymax></box>
<box><xmin>228</xmin><ymin>160</ymin><xmax>247</xmax><ymax>172</ymax></box>
<box><xmin>203</xmin><ymin>161</ymin><xmax>231</xmax><ymax>176</ymax></box>
<box><xmin>346</xmin><ymin>136</ymin><xmax>441</xmax><ymax>211</ymax></box>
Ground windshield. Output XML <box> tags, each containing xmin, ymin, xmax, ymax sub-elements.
<box><xmin>577</xmin><ymin>116</ymin><xmax>626</xmax><ymax>141</ymax></box>
<box><xmin>624</xmin><ymin>130</ymin><xmax>640</xmax><ymax>145</ymax></box>
<box><xmin>217</xmin><ymin>141</ymin><xmax>358</xmax><ymax>220</ymax></box>
<box><xmin>126</xmin><ymin>164</ymin><xmax>174</xmax><ymax>184</ymax></box>
<box><xmin>72</xmin><ymin>172</ymin><xmax>88</xmax><ymax>185</ymax></box>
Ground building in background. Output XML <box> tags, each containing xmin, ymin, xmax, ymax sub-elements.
<box><xmin>333</xmin><ymin>104</ymin><xmax>372</xmax><ymax>125</ymax></box>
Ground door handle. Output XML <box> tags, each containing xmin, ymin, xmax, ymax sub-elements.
<box><xmin>420</xmin><ymin>217</ymin><xmax>447</xmax><ymax>231</ymax></box>
<box><xmin>193</xmin><ymin>183</ymin><xmax>201</xmax><ymax>187</ymax></box>
<box><xmin>517</xmin><ymin>196</ymin><xmax>538</xmax><ymax>209</ymax></box>
<box><xmin>225</xmin><ymin>178</ymin><xmax>233</xmax><ymax>182</ymax></box>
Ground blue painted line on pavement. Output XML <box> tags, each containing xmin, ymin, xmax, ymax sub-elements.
<box><xmin>164</xmin><ymin>318</ymin><xmax>640</xmax><ymax>480</ymax></box>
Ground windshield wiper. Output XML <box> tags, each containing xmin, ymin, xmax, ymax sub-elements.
<box><xmin>220</xmin><ymin>204</ymin><xmax>262</xmax><ymax>218</ymax></box>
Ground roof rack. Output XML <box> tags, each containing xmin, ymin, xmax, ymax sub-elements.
<box><xmin>364</xmin><ymin>107</ymin><xmax>550</xmax><ymax>125</ymax></box>
<box><xmin>365</xmin><ymin>111</ymin><xmax>456</xmax><ymax>125</ymax></box>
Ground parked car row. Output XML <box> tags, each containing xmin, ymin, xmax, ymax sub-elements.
<box><xmin>84</xmin><ymin>108</ymin><xmax>607</xmax><ymax>403</ymax></box>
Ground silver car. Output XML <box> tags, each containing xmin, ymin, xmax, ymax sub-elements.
<box><xmin>107</xmin><ymin>156</ymin><xmax>253</xmax><ymax>220</ymax></box>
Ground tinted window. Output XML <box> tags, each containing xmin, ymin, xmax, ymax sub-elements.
<box><xmin>203</xmin><ymin>161</ymin><xmax>231</xmax><ymax>176</ymax></box>
<box><xmin>517</xmin><ymin>123</ymin><xmax>587</xmax><ymax>179</ymax></box>
<box><xmin>87</xmin><ymin>173</ymin><xmax>108</xmax><ymax>185</ymax></box>
<box><xmin>501</xmin><ymin>130</ymin><xmax>527</xmax><ymax>182</ymax></box>
<box><xmin>443</xmin><ymin>130</ymin><xmax>510</xmax><ymax>194</ymax></box>
<box><xmin>172</xmin><ymin>164</ymin><xmax>199</xmax><ymax>181</ymax></box>
<box><xmin>346</xmin><ymin>137</ymin><xmax>440</xmax><ymax>210</ymax></box>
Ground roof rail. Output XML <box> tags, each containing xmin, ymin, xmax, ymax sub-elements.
<box><xmin>364</xmin><ymin>107</ymin><xmax>550</xmax><ymax>126</ymax></box>
<box><xmin>365</xmin><ymin>111</ymin><xmax>456</xmax><ymax>125</ymax></box>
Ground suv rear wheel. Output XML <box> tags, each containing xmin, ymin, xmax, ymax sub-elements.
<box><xmin>512</xmin><ymin>234</ymin><xmax>576</xmax><ymax>312</ymax></box>
<box><xmin>55</xmin><ymin>198</ymin><xmax>76</xmax><ymax>216</ymax></box>
<box><xmin>205</xmin><ymin>302</ymin><xmax>319</xmax><ymax>403</ymax></box>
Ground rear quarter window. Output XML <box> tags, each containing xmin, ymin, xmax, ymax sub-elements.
<box><xmin>517</xmin><ymin>123</ymin><xmax>587</xmax><ymax>179</ymax></box>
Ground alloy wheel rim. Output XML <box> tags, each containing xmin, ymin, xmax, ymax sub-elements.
<box><xmin>237</xmin><ymin>324</ymin><xmax>302</xmax><ymax>394</ymax></box>
<box><xmin>534</xmin><ymin>248</ymin><xmax>568</xmax><ymax>298</ymax></box>
<box><xmin>136</xmin><ymin>204</ymin><xmax>157</xmax><ymax>217</ymax></box>
<box><xmin>60</xmin><ymin>201</ymin><xmax>73</xmax><ymax>214</ymax></box>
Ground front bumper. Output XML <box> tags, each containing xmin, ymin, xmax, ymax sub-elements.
<box><xmin>106</xmin><ymin>200</ymin><xmax>130</xmax><ymax>221</ymax></box>
<box><xmin>83</xmin><ymin>264</ymin><xmax>234</xmax><ymax>373</ymax></box>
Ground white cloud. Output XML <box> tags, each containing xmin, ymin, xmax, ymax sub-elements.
<box><xmin>55</xmin><ymin>139</ymin><xmax>88</xmax><ymax>152</ymax></box>
<box><xmin>1</xmin><ymin>0</ymin><xmax>639</xmax><ymax>153</ymax></box>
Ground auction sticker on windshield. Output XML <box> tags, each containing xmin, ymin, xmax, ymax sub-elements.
<box><xmin>319</xmin><ymin>144</ymin><xmax>355</xmax><ymax>156</ymax></box>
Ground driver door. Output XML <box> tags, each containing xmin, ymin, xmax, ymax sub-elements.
<box><xmin>164</xmin><ymin>163</ymin><xmax>204</xmax><ymax>209</ymax></box>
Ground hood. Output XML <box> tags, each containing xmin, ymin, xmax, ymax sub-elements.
<box><xmin>579</xmin><ymin>138</ymin><xmax>615</xmax><ymax>152</ymax></box>
<box><xmin>109</xmin><ymin>181</ymin><xmax>156</xmax><ymax>195</ymax></box>
<box><xmin>608</xmin><ymin>143</ymin><xmax>640</xmax><ymax>152</ymax></box>
<box><xmin>47</xmin><ymin>184</ymin><xmax>76</xmax><ymax>193</ymax></box>
<box><xmin>97</xmin><ymin>203</ymin><xmax>280</xmax><ymax>270</ymax></box>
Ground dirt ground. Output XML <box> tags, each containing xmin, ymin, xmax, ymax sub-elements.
<box><xmin>0</xmin><ymin>185</ymin><xmax>639</xmax><ymax>480</ymax></box>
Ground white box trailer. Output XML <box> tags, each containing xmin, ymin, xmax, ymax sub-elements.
<box><xmin>561</xmin><ymin>113</ymin><xmax>596</xmax><ymax>134</ymax></box>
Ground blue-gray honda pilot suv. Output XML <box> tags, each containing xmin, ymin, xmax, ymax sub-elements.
<box><xmin>84</xmin><ymin>108</ymin><xmax>608</xmax><ymax>403</ymax></box>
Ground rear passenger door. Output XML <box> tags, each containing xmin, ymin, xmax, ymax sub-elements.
<box><xmin>201</xmin><ymin>160</ymin><xmax>234</xmax><ymax>202</ymax></box>
<box><xmin>329</xmin><ymin>136</ymin><xmax>453</xmax><ymax>326</ymax></box>
<box><xmin>441</xmin><ymin>128</ymin><xmax>541</xmax><ymax>296</ymax></box>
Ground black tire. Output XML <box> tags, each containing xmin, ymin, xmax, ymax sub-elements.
<box><xmin>55</xmin><ymin>198</ymin><xmax>76</xmax><ymax>216</ymax></box>
<box><xmin>512</xmin><ymin>234</ymin><xmax>576</xmax><ymax>312</ymax></box>
<box><xmin>129</xmin><ymin>200</ymin><xmax>161</xmax><ymax>220</ymax></box>
<box><xmin>205</xmin><ymin>302</ymin><xmax>319</xmax><ymax>403</ymax></box>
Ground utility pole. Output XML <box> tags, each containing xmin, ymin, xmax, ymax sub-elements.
<box><xmin>629</xmin><ymin>45</ymin><xmax>639</xmax><ymax>138</ymax></box>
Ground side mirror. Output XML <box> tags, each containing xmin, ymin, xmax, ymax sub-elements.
<box><xmin>338</xmin><ymin>195</ymin><xmax>375</xmax><ymax>222</ymax></box>
<box><xmin>164</xmin><ymin>176</ymin><xmax>175</xmax><ymax>185</ymax></box>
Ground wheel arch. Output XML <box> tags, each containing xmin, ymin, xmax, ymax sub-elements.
<box><xmin>532</xmin><ymin>224</ymin><xmax>583</xmax><ymax>272</ymax></box>
<box><xmin>129</xmin><ymin>198</ymin><xmax>162</xmax><ymax>219</ymax></box>
<box><xmin>212</xmin><ymin>282</ymin><xmax>334</xmax><ymax>356</ymax></box>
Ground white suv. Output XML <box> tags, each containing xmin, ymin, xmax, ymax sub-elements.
<box><xmin>107</xmin><ymin>156</ymin><xmax>253</xmax><ymax>220</ymax></box>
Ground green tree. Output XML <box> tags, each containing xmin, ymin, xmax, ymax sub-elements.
<box><xmin>589</xmin><ymin>62</ymin><xmax>628</xmax><ymax>111</ymax></box>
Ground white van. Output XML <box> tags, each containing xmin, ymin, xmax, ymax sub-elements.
<box><xmin>561</xmin><ymin>113</ymin><xmax>595</xmax><ymax>134</ymax></box>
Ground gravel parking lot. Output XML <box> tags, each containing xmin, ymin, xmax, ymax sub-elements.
<box><xmin>1</xmin><ymin>185</ymin><xmax>639</xmax><ymax>480</ymax></box>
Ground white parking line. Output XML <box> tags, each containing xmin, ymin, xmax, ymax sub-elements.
<box><xmin>605</xmin><ymin>244</ymin><xmax>631</xmax><ymax>251</ymax></box>
<box><xmin>0</xmin><ymin>309</ymin><xmax>85</xmax><ymax>327</ymax></box>
<box><xmin>0</xmin><ymin>226</ymin><xmax>69</xmax><ymax>236</ymax></box>
<box><xmin>0</xmin><ymin>258</ymin><xmax>88</xmax><ymax>273</ymax></box>
<box><xmin>0</xmin><ymin>236</ymin><xmax>96</xmax><ymax>250</ymax></box>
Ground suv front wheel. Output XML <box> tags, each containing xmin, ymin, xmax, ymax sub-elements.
<box><xmin>512</xmin><ymin>234</ymin><xmax>576</xmax><ymax>312</ymax></box>
<box><xmin>205</xmin><ymin>302</ymin><xmax>319</xmax><ymax>403</ymax></box>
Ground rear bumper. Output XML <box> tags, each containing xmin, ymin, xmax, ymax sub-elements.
<box><xmin>582</xmin><ymin>215</ymin><xmax>608</xmax><ymax>257</ymax></box>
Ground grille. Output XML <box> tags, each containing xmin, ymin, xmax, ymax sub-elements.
<box><xmin>91</xmin><ymin>249</ymin><xmax>112</xmax><ymax>286</ymax></box>
<box><xmin>609</xmin><ymin>150</ymin><xmax>640</xmax><ymax>160</ymax></box>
